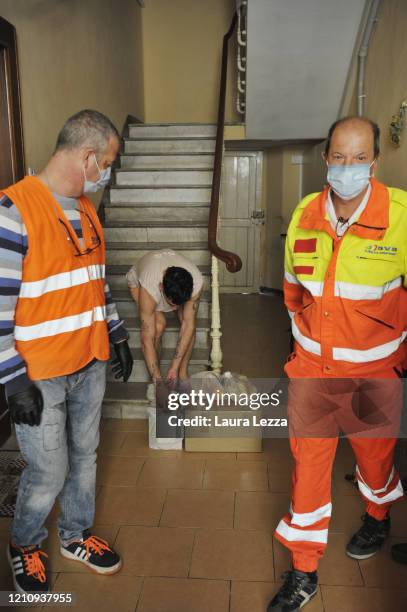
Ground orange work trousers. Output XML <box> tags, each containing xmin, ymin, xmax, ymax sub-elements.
<box><xmin>274</xmin><ymin>354</ymin><xmax>404</xmax><ymax>573</ymax></box>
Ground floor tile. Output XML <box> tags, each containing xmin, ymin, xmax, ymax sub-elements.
<box><xmin>44</xmin><ymin>524</ymin><xmax>119</xmax><ymax>573</ymax></box>
<box><xmin>119</xmin><ymin>432</ymin><xmax>184</xmax><ymax>458</ymax></box>
<box><xmin>96</xmin><ymin>455</ymin><xmax>145</xmax><ymax>487</ymax></box>
<box><xmin>330</xmin><ymin>492</ymin><xmax>364</xmax><ymax>536</ymax></box>
<box><xmin>115</xmin><ymin>526</ymin><xmax>194</xmax><ymax>577</ymax></box>
<box><xmin>231</xmin><ymin>581</ymin><xmax>324</xmax><ymax>612</ymax></box>
<box><xmin>358</xmin><ymin>537</ymin><xmax>407</xmax><ymax>588</ymax></box>
<box><xmin>98</xmin><ymin>430</ymin><xmax>127</xmax><ymax>455</ymax></box>
<box><xmin>273</xmin><ymin>533</ymin><xmax>364</xmax><ymax>586</ymax></box>
<box><xmin>137</xmin><ymin>577</ymin><xmax>230</xmax><ymax>612</ymax></box>
<box><xmin>48</xmin><ymin>572</ymin><xmax>143</xmax><ymax>612</ymax></box>
<box><xmin>236</xmin><ymin>451</ymin><xmax>267</xmax><ymax>461</ymax></box>
<box><xmin>203</xmin><ymin>459</ymin><xmax>268</xmax><ymax>491</ymax></box>
<box><xmin>102</xmin><ymin>418</ymin><xmax>148</xmax><ymax>432</ymax></box>
<box><xmin>94</xmin><ymin>486</ymin><xmax>166</xmax><ymax>526</ymax></box>
<box><xmin>321</xmin><ymin>585</ymin><xmax>407</xmax><ymax>612</ymax></box>
<box><xmin>234</xmin><ymin>491</ymin><xmax>289</xmax><ymax>532</ymax></box>
<box><xmin>160</xmin><ymin>489</ymin><xmax>234</xmax><ymax>529</ymax></box>
<box><xmin>190</xmin><ymin>529</ymin><xmax>274</xmax><ymax>581</ymax></box>
<box><xmin>136</xmin><ymin>457</ymin><xmax>205</xmax><ymax>489</ymax></box>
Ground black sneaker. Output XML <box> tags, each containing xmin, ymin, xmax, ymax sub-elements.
<box><xmin>267</xmin><ymin>569</ymin><xmax>318</xmax><ymax>611</ymax></box>
<box><xmin>346</xmin><ymin>513</ymin><xmax>390</xmax><ymax>560</ymax></box>
<box><xmin>391</xmin><ymin>542</ymin><xmax>407</xmax><ymax>565</ymax></box>
<box><xmin>7</xmin><ymin>542</ymin><xmax>49</xmax><ymax>594</ymax></box>
<box><xmin>60</xmin><ymin>529</ymin><xmax>122</xmax><ymax>574</ymax></box>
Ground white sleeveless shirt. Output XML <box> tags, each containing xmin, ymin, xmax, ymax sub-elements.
<box><xmin>126</xmin><ymin>249</ymin><xmax>203</xmax><ymax>312</ymax></box>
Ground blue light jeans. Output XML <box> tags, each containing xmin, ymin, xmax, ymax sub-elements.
<box><xmin>11</xmin><ymin>359</ymin><xmax>107</xmax><ymax>547</ymax></box>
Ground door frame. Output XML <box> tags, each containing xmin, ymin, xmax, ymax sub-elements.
<box><xmin>219</xmin><ymin>150</ymin><xmax>264</xmax><ymax>293</ymax></box>
<box><xmin>0</xmin><ymin>16</ymin><xmax>25</xmax><ymax>184</ymax></box>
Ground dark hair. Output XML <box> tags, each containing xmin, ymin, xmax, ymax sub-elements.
<box><xmin>324</xmin><ymin>116</ymin><xmax>380</xmax><ymax>158</ymax></box>
<box><xmin>55</xmin><ymin>109</ymin><xmax>120</xmax><ymax>154</ymax></box>
<box><xmin>163</xmin><ymin>267</ymin><xmax>193</xmax><ymax>306</ymax></box>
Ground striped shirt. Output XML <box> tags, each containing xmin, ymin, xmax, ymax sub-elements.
<box><xmin>0</xmin><ymin>192</ymin><xmax>127</xmax><ymax>395</ymax></box>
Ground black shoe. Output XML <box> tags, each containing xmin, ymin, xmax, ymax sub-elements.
<box><xmin>60</xmin><ymin>529</ymin><xmax>122</xmax><ymax>574</ymax></box>
<box><xmin>7</xmin><ymin>542</ymin><xmax>49</xmax><ymax>594</ymax></box>
<box><xmin>267</xmin><ymin>569</ymin><xmax>318</xmax><ymax>611</ymax></box>
<box><xmin>391</xmin><ymin>543</ymin><xmax>407</xmax><ymax>565</ymax></box>
<box><xmin>346</xmin><ymin>513</ymin><xmax>390</xmax><ymax>560</ymax></box>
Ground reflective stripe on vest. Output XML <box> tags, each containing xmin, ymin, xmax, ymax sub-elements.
<box><xmin>15</xmin><ymin>306</ymin><xmax>107</xmax><ymax>341</ymax></box>
<box><xmin>19</xmin><ymin>265</ymin><xmax>106</xmax><ymax>298</ymax></box>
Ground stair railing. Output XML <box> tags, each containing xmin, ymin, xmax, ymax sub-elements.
<box><xmin>208</xmin><ymin>8</ymin><xmax>244</xmax><ymax>373</ymax></box>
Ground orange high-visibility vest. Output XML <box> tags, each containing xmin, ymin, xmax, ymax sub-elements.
<box><xmin>284</xmin><ymin>178</ymin><xmax>407</xmax><ymax>376</ymax></box>
<box><xmin>2</xmin><ymin>176</ymin><xmax>110</xmax><ymax>380</ymax></box>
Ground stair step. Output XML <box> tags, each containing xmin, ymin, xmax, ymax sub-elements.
<box><xmin>105</xmin><ymin>242</ymin><xmax>210</xmax><ymax>265</ymax></box>
<box><xmin>106</xmin><ymin>347</ymin><xmax>210</xmax><ymax>383</ymax></box>
<box><xmin>104</xmin><ymin>220</ymin><xmax>208</xmax><ymax>228</ymax></box>
<box><xmin>110</xmin><ymin>186</ymin><xmax>211</xmax><ymax>204</ymax></box>
<box><xmin>104</xmin><ymin>382</ymin><xmax>149</xmax><ymax>404</ymax></box>
<box><xmin>103</xmin><ymin>225</ymin><xmax>207</xmax><ymax>243</ymax></box>
<box><xmin>128</xmin><ymin>123</ymin><xmax>216</xmax><ymax>138</ymax></box>
<box><xmin>124</xmin><ymin>139</ymin><xmax>215</xmax><ymax>155</ymax></box>
<box><xmin>120</xmin><ymin>154</ymin><xmax>214</xmax><ymax>170</ymax></box>
<box><xmin>115</xmin><ymin>169</ymin><xmax>213</xmax><ymax>187</ymax></box>
<box><xmin>104</xmin><ymin>205</ymin><xmax>209</xmax><ymax>223</ymax></box>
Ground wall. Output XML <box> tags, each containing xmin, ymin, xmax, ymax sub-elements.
<box><xmin>262</xmin><ymin>146</ymin><xmax>311</xmax><ymax>289</ymax></box>
<box><xmin>301</xmin><ymin>0</ymin><xmax>407</xmax><ymax>193</ymax></box>
<box><xmin>363</xmin><ymin>0</ymin><xmax>407</xmax><ymax>189</ymax></box>
<box><xmin>140</xmin><ymin>0</ymin><xmax>240</xmax><ymax>124</ymax></box>
<box><xmin>0</xmin><ymin>0</ymin><xmax>144</xmax><ymax>177</ymax></box>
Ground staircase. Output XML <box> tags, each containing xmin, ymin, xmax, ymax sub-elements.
<box><xmin>102</xmin><ymin>123</ymin><xmax>216</xmax><ymax>418</ymax></box>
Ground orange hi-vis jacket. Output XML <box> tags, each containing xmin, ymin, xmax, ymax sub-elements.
<box><xmin>284</xmin><ymin>178</ymin><xmax>407</xmax><ymax>376</ymax></box>
<box><xmin>3</xmin><ymin>176</ymin><xmax>110</xmax><ymax>380</ymax></box>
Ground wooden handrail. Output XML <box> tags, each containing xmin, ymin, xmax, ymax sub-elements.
<box><xmin>208</xmin><ymin>12</ymin><xmax>242</xmax><ymax>274</ymax></box>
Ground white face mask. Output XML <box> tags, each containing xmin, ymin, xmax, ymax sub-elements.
<box><xmin>327</xmin><ymin>162</ymin><xmax>374</xmax><ymax>201</ymax></box>
<box><xmin>83</xmin><ymin>154</ymin><xmax>111</xmax><ymax>193</ymax></box>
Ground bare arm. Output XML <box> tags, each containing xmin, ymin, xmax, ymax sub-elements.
<box><xmin>169</xmin><ymin>292</ymin><xmax>201</xmax><ymax>373</ymax></box>
<box><xmin>138</xmin><ymin>287</ymin><xmax>162</xmax><ymax>381</ymax></box>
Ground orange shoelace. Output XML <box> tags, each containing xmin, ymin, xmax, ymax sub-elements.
<box><xmin>21</xmin><ymin>548</ymin><xmax>48</xmax><ymax>583</ymax></box>
<box><xmin>82</xmin><ymin>535</ymin><xmax>111</xmax><ymax>558</ymax></box>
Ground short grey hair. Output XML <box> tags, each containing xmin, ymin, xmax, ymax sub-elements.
<box><xmin>55</xmin><ymin>109</ymin><xmax>120</xmax><ymax>154</ymax></box>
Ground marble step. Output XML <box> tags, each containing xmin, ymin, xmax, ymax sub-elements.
<box><xmin>115</xmin><ymin>169</ymin><xmax>213</xmax><ymax>187</ymax></box>
<box><xmin>109</xmin><ymin>185</ymin><xmax>211</xmax><ymax>204</ymax></box>
<box><xmin>120</xmin><ymin>154</ymin><xmax>214</xmax><ymax>170</ymax></box>
<box><xmin>103</xmin><ymin>223</ymin><xmax>207</xmax><ymax>243</ymax></box>
<box><xmin>105</xmin><ymin>242</ymin><xmax>211</xmax><ymax>266</ymax></box>
<box><xmin>106</xmin><ymin>347</ymin><xmax>210</xmax><ymax>383</ymax></box>
<box><xmin>124</xmin><ymin>138</ymin><xmax>216</xmax><ymax>155</ymax></box>
<box><xmin>104</xmin><ymin>204</ymin><xmax>210</xmax><ymax>222</ymax></box>
<box><xmin>128</xmin><ymin>123</ymin><xmax>216</xmax><ymax>139</ymax></box>
<box><xmin>102</xmin><ymin>382</ymin><xmax>150</xmax><ymax>419</ymax></box>
<box><xmin>106</xmin><ymin>263</ymin><xmax>210</xmax><ymax>291</ymax></box>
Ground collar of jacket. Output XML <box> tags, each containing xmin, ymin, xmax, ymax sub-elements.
<box><xmin>297</xmin><ymin>178</ymin><xmax>389</xmax><ymax>241</ymax></box>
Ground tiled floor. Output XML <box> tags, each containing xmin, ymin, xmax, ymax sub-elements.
<box><xmin>0</xmin><ymin>294</ymin><xmax>406</xmax><ymax>611</ymax></box>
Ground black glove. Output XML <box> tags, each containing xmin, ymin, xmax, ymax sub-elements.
<box><xmin>8</xmin><ymin>385</ymin><xmax>44</xmax><ymax>426</ymax></box>
<box><xmin>112</xmin><ymin>341</ymin><xmax>133</xmax><ymax>382</ymax></box>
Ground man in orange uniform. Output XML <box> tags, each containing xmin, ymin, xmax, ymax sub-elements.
<box><xmin>0</xmin><ymin>110</ymin><xmax>133</xmax><ymax>594</ymax></box>
<box><xmin>268</xmin><ymin>116</ymin><xmax>406</xmax><ymax>611</ymax></box>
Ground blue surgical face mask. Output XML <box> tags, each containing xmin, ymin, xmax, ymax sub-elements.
<box><xmin>83</xmin><ymin>154</ymin><xmax>111</xmax><ymax>193</ymax></box>
<box><xmin>327</xmin><ymin>162</ymin><xmax>374</xmax><ymax>200</ymax></box>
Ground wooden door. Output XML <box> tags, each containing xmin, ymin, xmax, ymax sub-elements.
<box><xmin>218</xmin><ymin>151</ymin><xmax>263</xmax><ymax>292</ymax></box>
<box><xmin>0</xmin><ymin>16</ymin><xmax>25</xmax><ymax>445</ymax></box>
